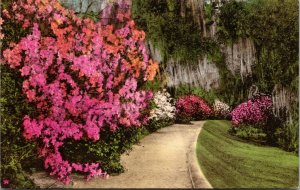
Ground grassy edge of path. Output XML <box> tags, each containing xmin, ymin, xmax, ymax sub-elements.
<box><xmin>196</xmin><ymin>120</ymin><xmax>299</xmax><ymax>188</ymax></box>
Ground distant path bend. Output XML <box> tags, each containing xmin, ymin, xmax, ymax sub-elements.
<box><xmin>33</xmin><ymin>121</ymin><xmax>212</xmax><ymax>188</ymax></box>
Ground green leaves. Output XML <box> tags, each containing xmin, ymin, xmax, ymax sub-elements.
<box><xmin>132</xmin><ymin>0</ymin><xmax>212</xmax><ymax>64</ymax></box>
<box><xmin>218</xmin><ymin>0</ymin><xmax>298</xmax><ymax>152</ymax></box>
<box><xmin>60</xmin><ymin>125</ymin><xmax>148</xmax><ymax>174</ymax></box>
<box><xmin>0</xmin><ymin>66</ymin><xmax>39</xmax><ymax>189</ymax></box>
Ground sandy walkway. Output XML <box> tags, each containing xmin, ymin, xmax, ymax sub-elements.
<box><xmin>32</xmin><ymin>121</ymin><xmax>211</xmax><ymax>188</ymax></box>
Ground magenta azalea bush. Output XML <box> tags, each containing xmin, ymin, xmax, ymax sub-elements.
<box><xmin>1</xmin><ymin>0</ymin><xmax>158</xmax><ymax>184</ymax></box>
<box><xmin>231</xmin><ymin>95</ymin><xmax>273</xmax><ymax>127</ymax></box>
<box><xmin>175</xmin><ymin>95</ymin><xmax>212</xmax><ymax>122</ymax></box>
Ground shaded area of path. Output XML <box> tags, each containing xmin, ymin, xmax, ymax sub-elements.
<box><xmin>32</xmin><ymin>121</ymin><xmax>211</xmax><ymax>188</ymax></box>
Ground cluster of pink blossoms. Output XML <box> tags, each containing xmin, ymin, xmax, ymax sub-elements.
<box><xmin>1</xmin><ymin>0</ymin><xmax>158</xmax><ymax>184</ymax></box>
<box><xmin>176</xmin><ymin>95</ymin><xmax>212</xmax><ymax>120</ymax></box>
<box><xmin>231</xmin><ymin>95</ymin><xmax>273</xmax><ymax>127</ymax></box>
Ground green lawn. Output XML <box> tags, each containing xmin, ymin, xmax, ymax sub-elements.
<box><xmin>197</xmin><ymin>120</ymin><xmax>299</xmax><ymax>188</ymax></box>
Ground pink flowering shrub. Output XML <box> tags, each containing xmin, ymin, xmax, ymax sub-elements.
<box><xmin>1</xmin><ymin>0</ymin><xmax>158</xmax><ymax>184</ymax></box>
<box><xmin>175</xmin><ymin>95</ymin><xmax>212</xmax><ymax>123</ymax></box>
<box><xmin>231</xmin><ymin>95</ymin><xmax>273</xmax><ymax>127</ymax></box>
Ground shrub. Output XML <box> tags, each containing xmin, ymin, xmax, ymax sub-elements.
<box><xmin>231</xmin><ymin>124</ymin><xmax>267</xmax><ymax>143</ymax></box>
<box><xmin>275</xmin><ymin>120</ymin><xmax>299</xmax><ymax>153</ymax></box>
<box><xmin>212</xmin><ymin>99</ymin><xmax>231</xmax><ymax>119</ymax></box>
<box><xmin>147</xmin><ymin>90</ymin><xmax>175</xmax><ymax>132</ymax></box>
<box><xmin>269</xmin><ymin>105</ymin><xmax>298</xmax><ymax>152</ymax></box>
<box><xmin>0</xmin><ymin>65</ymin><xmax>41</xmax><ymax>189</ymax></box>
<box><xmin>145</xmin><ymin>119</ymin><xmax>173</xmax><ymax>133</ymax></box>
<box><xmin>2</xmin><ymin>0</ymin><xmax>158</xmax><ymax>184</ymax></box>
<box><xmin>230</xmin><ymin>95</ymin><xmax>280</xmax><ymax>145</ymax></box>
<box><xmin>60</xmin><ymin>125</ymin><xmax>148</xmax><ymax>175</ymax></box>
<box><xmin>150</xmin><ymin>90</ymin><xmax>176</xmax><ymax>121</ymax></box>
<box><xmin>175</xmin><ymin>95</ymin><xmax>212</xmax><ymax>123</ymax></box>
<box><xmin>231</xmin><ymin>95</ymin><xmax>273</xmax><ymax>127</ymax></box>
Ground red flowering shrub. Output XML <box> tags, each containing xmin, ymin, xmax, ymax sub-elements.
<box><xmin>175</xmin><ymin>95</ymin><xmax>212</xmax><ymax>123</ymax></box>
<box><xmin>1</xmin><ymin>0</ymin><xmax>158</xmax><ymax>184</ymax></box>
<box><xmin>231</xmin><ymin>95</ymin><xmax>273</xmax><ymax>127</ymax></box>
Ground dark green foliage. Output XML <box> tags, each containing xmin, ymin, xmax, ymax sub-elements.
<box><xmin>1</xmin><ymin>1</ymin><xmax>42</xmax><ymax>187</ymax></box>
<box><xmin>204</xmin><ymin>3</ymin><xmax>214</xmax><ymax>25</ymax></box>
<box><xmin>229</xmin><ymin>124</ymin><xmax>268</xmax><ymax>144</ymax></box>
<box><xmin>211</xmin><ymin>46</ymin><xmax>254</xmax><ymax>106</ymax></box>
<box><xmin>274</xmin><ymin>105</ymin><xmax>299</xmax><ymax>152</ymax></box>
<box><xmin>146</xmin><ymin>119</ymin><xmax>174</xmax><ymax>133</ymax></box>
<box><xmin>142</xmin><ymin>78</ymin><xmax>164</xmax><ymax>92</ymax></box>
<box><xmin>218</xmin><ymin>0</ymin><xmax>298</xmax><ymax>94</ymax></box>
<box><xmin>275</xmin><ymin>121</ymin><xmax>299</xmax><ymax>153</ymax></box>
<box><xmin>175</xmin><ymin>114</ymin><xmax>193</xmax><ymax>124</ymax></box>
<box><xmin>217</xmin><ymin>0</ymin><xmax>298</xmax><ymax>152</ymax></box>
<box><xmin>61</xmin><ymin>125</ymin><xmax>149</xmax><ymax>174</ymax></box>
<box><xmin>0</xmin><ymin>65</ymin><xmax>42</xmax><ymax>189</ymax></box>
<box><xmin>132</xmin><ymin>0</ymin><xmax>213</xmax><ymax>64</ymax></box>
<box><xmin>232</xmin><ymin>126</ymin><xmax>267</xmax><ymax>142</ymax></box>
<box><xmin>217</xmin><ymin>1</ymin><xmax>248</xmax><ymax>42</ymax></box>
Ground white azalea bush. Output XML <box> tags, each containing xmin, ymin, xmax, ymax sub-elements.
<box><xmin>213</xmin><ymin>99</ymin><xmax>231</xmax><ymax>119</ymax></box>
<box><xmin>147</xmin><ymin>90</ymin><xmax>175</xmax><ymax>131</ymax></box>
<box><xmin>150</xmin><ymin>90</ymin><xmax>176</xmax><ymax>120</ymax></box>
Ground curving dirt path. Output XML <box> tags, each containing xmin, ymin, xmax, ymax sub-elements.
<box><xmin>32</xmin><ymin>121</ymin><xmax>212</xmax><ymax>188</ymax></box>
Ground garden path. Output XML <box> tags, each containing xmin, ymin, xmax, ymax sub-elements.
<box><xmin>32</xmin><ymin>121</ymin><xmax>212</xmax><ymax>188</ymax></box>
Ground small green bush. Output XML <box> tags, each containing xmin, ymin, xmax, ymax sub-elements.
<box><xmin>1</xmin><ymin>65</ymin><xmax>42</xmax><ymax>189</ymax></box>
<box><xmin>232</xmin><ymin>125</ymin><xmax>267</xmax><ymax>143</ymax></box>
<box><xmin>60</xmin><ymin>125</ymin><xmax>148</xmax><ymax>174</ymax></box>
<box><xmin>274</xmin><ymin>106</ymin><xmax>299</xmax><ymax>153</ymax></box>
<box><xmin>275</xmin><ymin>121</ymin><xmax>299</xmax><ymax>153</ymax></box>
<box><xmin>146</xmin><ymin>119</ymin><xmax>174</xmax><ymax>133</ymax></box>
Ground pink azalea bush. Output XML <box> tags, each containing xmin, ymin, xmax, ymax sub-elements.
<box><xmin>175</xmin><ymin>95</ymin><xmax>212</xmax><ymax>122</ymax></box>
<box><xmin>1</xmin><ymin>0</ymin><xmax>158</xmax><ymax>184</ymax></box>
<box><xmin>231</xmin><ymin>95</ymin><xmax>273</xmax><ymax>127</ymax></box>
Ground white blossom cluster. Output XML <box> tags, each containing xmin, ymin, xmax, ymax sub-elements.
<box><xmin>150</xmin><ymin>90</ymin><xmax>176</xmax><ymax>121</ymax></box>
<box><xmin>213</xmin><ymin>99</ymin><xmax>231</xmax><ymax>117</ymax></box>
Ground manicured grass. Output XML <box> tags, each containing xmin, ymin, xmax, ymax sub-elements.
<box><xmin>196</xmin><ymin>120</ymin><xmax>299</xmax><ymax>188</ymax></box>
